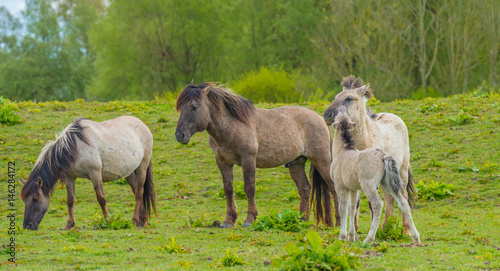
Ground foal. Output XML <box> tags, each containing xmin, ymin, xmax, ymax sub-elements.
<box><xmin>330</xmin><ymin>111</ymin><xmax>421</xmax><ymax>244</ymax></box>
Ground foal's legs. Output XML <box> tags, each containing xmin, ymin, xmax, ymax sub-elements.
<box><xmin>336</xmin><ymin>185</ymin><xmax>350</xmax><ymax>241</ymax></box>
<box><xmin>241</xmin><ymin>158</ymin><xmax>258</xmax><ymax>227</ymax></box>
<box><xmin>288</xmin><ymin>160</ymin><xmax>310</xmax><ymax>221</ymax></box>
<box><xmin>347</xmin><ymin>190</ymin><xmax>359</xmax><ymax>241</ymax></box>
<box><xmin>89</xmin><ymin>170</ymin><xmax>110</xmax><ymax>218</ymax></box>
<box><xmin>399</xmin><ymin>168</ymin><xmax>412</xmax><ymax>235</ymax></box>
<box><xmin>63</xmin><ymin>177</ymin><xmax>76</xmax><ymax>230</ymax></box>
<box><xmin>381</xmin><ymin>183</ymin><xmax>421</xmax><ymax>244</ymax></box>
<box><xmin>362</xmin><ymin>181</ymin><xmax>384</xmax><ymax>243</ymax></box>
<box><xmin>216</xmin><ymin>157</ymin><xmax>237</xmax><ymax>228</ymax></box>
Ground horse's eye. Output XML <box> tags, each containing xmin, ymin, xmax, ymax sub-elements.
<box><xmin>192</xmin><ymin>105</ymin><xmax>199</xmax><ymax>111</ymax></box>
<box><xmin>33</xmin><ymin>198</ymin><xmax>38</xmax><ymax>203</ymax></box>
<box><xmin>345</xmin><ymin>97</ymin><xmax>353</xmax><ymax>102</ymax></box>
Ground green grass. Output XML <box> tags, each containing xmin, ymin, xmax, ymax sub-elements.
<box><xmin>0</xmin><ymin>92</ymin><xmax>499</xmax><ymax>270</ymax></box>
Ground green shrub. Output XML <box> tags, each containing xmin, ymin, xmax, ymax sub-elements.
<box><xmin>218</xmin><ymin>248</ymin><xmax>247</xmax><ymax>267</ymax></box>
<box><xmin>91</xmin><ymin>215</ymin><xmax>133</xmax><ymax>230</ymax></box>
<box><xmin>273</xmin><ymin>230</ymin><xmax>358</xmax><ymax>270</ymax></box>
<box><xmin>411</xmin><ymin>86</ymin><xmax>442</xmax><ymax>100</ymax></box>
<box><xmin>157</xmin><ymin>237</ymin><xmax>190</xmax><ymax>253</ymax></box>
<box><xmin>252</xmin><ymin>209</ymin><xmax>311</xmax><ymax>232</ymax></box>
<box><xmin>416</xmin><ymin>180</ymin><xmax>455</xmax><ymax>200</ymax></box>
<box><xmin>375</xmin><ymin>215</ymin><xmax>408</xmax><ymax>242</ymax></box>
<box><xmin>448</xmin><ymin>110</ymin><xmax>474</xmax><ymax>125</ymax></box>
<box><xmin>0</xmin><ymin>97</ymin><xmax>23</xmax><ymax>125</ymax></box>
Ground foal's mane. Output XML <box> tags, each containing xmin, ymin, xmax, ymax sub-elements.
<box><xmin>338</xmin><ymin>119</ymin><xmax>356</xmax><ymax>150</ymax></box>
<box><xmin>176</xmin><ymin>82</ymin><xmax>255</xmax><ymax>124</ymax></box>
<box><xmin>21</xmin><ymin>118</ymin><xmax>91</xmax><ymax>199</ymax></box>
<box><xmin>341</xmin><ymin>75</ymin><xmax>377</xmax><ymax>119</ymax></box>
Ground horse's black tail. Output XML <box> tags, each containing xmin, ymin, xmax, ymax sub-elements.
<box><xmin>382</xmin><ymin>155</ymin><xmax>402</xmax><ymax>195</ymax></box>
<box><xmin>310</xmin><ymin>166</ymin><xmax>333</xmax><ymax>227</ymax></box>
<box><xmin>407</xmin><ymin>167</ymin><xmax>417</xmax><ymax>208</ymax></box>
<box><xmin>143</xmin><ymin>160</ymin><xmax>157</xmax><ymax>218</ymax></box>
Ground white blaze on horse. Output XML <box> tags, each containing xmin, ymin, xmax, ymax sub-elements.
<box><xmin>175</xmin><ymin>82</ymin><xmax>338</xmax><ymax>228</ymax></box>
<box><xmin>323</xmin><ymin>75</ymin><xmax>416</xmax><ymax>234</ymax></box>
<box><xmin>330</xmin><ymin>109</ymin><xmax>421</xmax><ymax>244</ymax></box>
<box><xmin>20</xmin><ymin>116</ymin><xmax>156</xmax><ymax>230</ymax></box>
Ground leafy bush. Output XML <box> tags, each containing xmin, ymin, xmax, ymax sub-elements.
<box><xmin>184</xmin><ymin>212</ymin><xmax>214</xmax><ymax>228</ymax></box>
<box><xmin>157</xmin><ymin>237</ymin><xmax>190</xmax><ymax>253</ymax></box>
<box><xmin>416</xmin><ymin>180</ymin><xmax>455</xmax><ymax>200</ymax></box>
<box><xmin>376</xmin><ymin>216</ymin><xmax>409</xmax><ymax>242</ymax></box>
<box><xmin>218</xmin><ymin>248</ymin><xmax>247</xmax><ymax>267</ymax></box>
<box><xmin>91</xmin><ymin>215</ymin><xmax>133</xmax><ymax>230</ymax></box>
<box><xmin>273</xmin><ymin>230</ymin><xmax>358</xmax><ymax>270</ymax></box>
<box><xmin>252</xmin><ymin>209</ymin><xmax>311</xmax><ymax>232</ymax></box>
<box><xmin>448</xmin><ymin>110</ymin><xmax>474</xmax><ymax>125</ymax></box>
<box><xmin>0</xmin><ymin>97</ymin><xmax>22</xmax><ymax>125</ymax></box>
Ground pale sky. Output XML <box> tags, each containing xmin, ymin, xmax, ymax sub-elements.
<box><xmin>0</xmin><ymin>0</ymin><xmax>26</xmax><ymax>16</ymax></box>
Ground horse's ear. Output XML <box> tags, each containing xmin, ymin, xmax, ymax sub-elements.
<box><xmin>19</xmin><ymin>178</ymin><xmax>27</xmax><ymax>186</ymax></box>
<box><xmin>190</xmin><ymin>79</ymin><xmax>194</xmax><ymax>84</ymax></box>
<box><xmin>201</xmin><ymin>85</ymin><xmax>211</xmax><ymax>97</ymax></box>
<box><xmin>356</xmin><ymin>84</ymin><xmax>373</xmax><ymax>100</ymax></box>
<box><xmin>36</xmin><ymin>177</ymin><xmax>43</xmax><ymax>189</ymax></box>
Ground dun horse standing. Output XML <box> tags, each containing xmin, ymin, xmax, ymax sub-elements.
<box><xmin>20</xmin><ymin>116</ymin><xmax>156</xmax><ymax>230</ymax></box>
<box><xmin>175</xmin><ymin>83</ymin><xmax>338</xmax><ymax>228</ymax></box>
<box><xmin>323</xmin><ymin>76</ymin><xmax>416</xmax><ymax>234</ymax></box>
<box><xmin>330</xmin><ymin>109</ymin><xmax>421</xmax><ymax>244</ymax></box>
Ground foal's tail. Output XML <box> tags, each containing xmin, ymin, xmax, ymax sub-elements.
<box><xmin>310</xmin><ymin>166</ymin><xmax>333</xmax><ymax>227</ymax></box>
<box><xmin>143</xmin><ymin>160</ymin><xmax>157</xmax><ymax>218</ymax></box>
<box><xmin>382</xmin><ymin>155</ymin><xmax>402</xmax><ymax>195</ymax></box>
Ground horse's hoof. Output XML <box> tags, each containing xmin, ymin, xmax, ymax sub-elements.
<box><xmin>219</xmin><ymin>223</ymin><xmax>234</xmax><ymax>228</ymax></box>
<box><xmin>347</xmin><ymin>235</ymin><xmax>358</xmax><ymax>242</ymax></box>
<box><xmin>241</xmin><ymin>222</ymin><xmax>252</xmax><ymax>228</ymax></box>
<box><xmin>363</xmin><ymin>238</ymin><xmax>374</xmax><ymax>244</ymax></box>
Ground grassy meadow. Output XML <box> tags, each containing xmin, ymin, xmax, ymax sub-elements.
<box><xmin>0</xmin><ymin>91</ymin><xmax>499</xmax><ymax>270</ymax></box>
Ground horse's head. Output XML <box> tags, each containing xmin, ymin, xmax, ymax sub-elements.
<box><xmin>20</xmin><ymin>177</ymin><xmax>50</xmax><ymax>230</ymax></box>
<box><xmin>175</xmin><ymin>83</ymin><xmax>212</xmax><ymax>144</ymax></box>
<box><xmin>323</xmin><ymin>75</ymin><xmax>373</xmax><ymax>125</ymax></box>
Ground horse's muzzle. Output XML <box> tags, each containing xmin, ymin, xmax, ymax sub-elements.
<box><xmin>175</xmin><ymin>129</ymin><xmax>190</xmax><ymax>144</ymax></box>
<box><xmin>323</xmin><ymin>108</ymin><xmax>337</xmax><ymax>125</ymax></box>
<box><xmin>23</xmin><ymin>222</ymin><xmax>38</xmax><ymax>231</ymax></box>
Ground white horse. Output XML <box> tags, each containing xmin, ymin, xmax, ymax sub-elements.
<box><xmin>20</xmin><ymin>116</ymin><xmax>155</xmax><ymax>230</ymax></box>
<box><xmin>330</xmin><ymin>110</ymin><xmax>421</xmax><ymax>244</ymax></box>
<box><xmin>323</xmin><ymin>75</ymin><xmax>416</xmax><ymax>234</ymax></box>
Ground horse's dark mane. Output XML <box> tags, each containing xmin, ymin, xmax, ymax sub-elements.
<box><xmin>176</xmin><ymin>82</ymin><xmax>255</xmax><ymax>124</ymax></box>
<box><xmin>367</xmin><ymin>108</ymin><xmax>378</xmax><ymax>119</ymax></box>
<box><xmin>339</xmin><ymin>119</ymin><xmax>356</xmax><ymax>150</ymax></box>
<box><xmin>21</xmin><ymin>118</ymin><xmax>91</xmax><ymax>200</ymax></box>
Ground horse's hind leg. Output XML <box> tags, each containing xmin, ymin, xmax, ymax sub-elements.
<box><xmin>362</xmin><ymin>181</ymin><xmax>384</xmax><ymax>244</ymax></box>
<box><xmin>288</xmin><ymin>160</ymin><xmax>310</xmax><ymax>221</ymax></box>
<box><xmin>132</xmin><ymin>161</ymin><xmax>150</xmax><ymax>228</ymax></box>
<box><xmin>241</xmin><ymin>158</ymin><xmax>258</xmax><ymax>227</ymax></box>
<box><xmin>381</xmin><ymin>187</ymin><xmax>395</xmax><ymax>229</ymax></box>
<box><xmin>89</xmin><ymin>170</ymin><xmax>110</xmax><ymax>218</ymax></box>
<box><xmin>125</xmin><ymin>171</ymin><xmax>137</xmax><ymax>195</ymax></box>
<box><xmin>399</xmin><ymin>168</ymin><xmax>411</xmax><ymax>235</ymax></box>
<box><xmin>216</xmin><ymin>157</ymin><xmax>237</xmax><ymax>228</ymax></box>
<box><xmin>63</xmin><ymin>177</ymin><xmax>76</xmax><ymax>230</ymax></box>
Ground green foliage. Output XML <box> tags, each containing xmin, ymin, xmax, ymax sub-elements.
<box><xmin>184</xmin><ymin>212</ymin><xmax>213</xmax><ymax>228</ymax></box>
<box><xmin>91</xmin><ymin>215</ymin><xmax>133</xmax><ymax>230</ymax></box>
<box><xmin>375</xmin><ymin>215</ymin><xmax>408</xmax><ymax>242</ymax></box>
<box><xmin>157</xmin><ymin>237</ymin><xmax>190</xmax><ymax>254</ymax></box>
<box><xmin>416</xmin><ymin>180</ymin><xmax>455</xmax><ymax>200</ymax></box>
<box><xmin>0</xmin><ymin>97</ymin><xmax>22</xmax><ymax>125</ymax></box>
<box><xmin>231</xmin><ymin>67</ymin><xmax>299</xmax><ymax>103</ymax></box>
<box><xmin>412</xmin><ymin>87</ymin><xmax>442</xmax><ymax>100</ymax></box>
<box><xmin>252</xmin><ymin>209</ymin><xmax>311</xmax><ymax>232</ymax></box>
<box><xmin>448</xmin><ymin>110</ymin><xmax>474</xmax><ymax>125</ymax></box>
<box><xmin>218</xmin><ymin>248</ymin><xmax>248</xmax><ymax>267</ymax></box>
<box><xmin>273</xmin><ymin>230</ymin><xmax>358</xmax><ymax>270</ymax></box>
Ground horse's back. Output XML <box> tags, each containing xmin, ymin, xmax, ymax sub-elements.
<box><xmin>372</xmin><ymin>113</ymin><xmax>409</xmax><ymax>166</ymax></box>
<box><xmin>73</xmin><ymin>116</ymin><xmax>153</xmax><ymax>181</ymax></box>
<box><xmin>253</xmin><ymin>106</ymin><xmax>330</xmax><ymax>167</ymax></box>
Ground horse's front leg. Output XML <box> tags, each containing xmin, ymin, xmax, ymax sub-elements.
<box><xmin>241</xmin><ymin>158</ymin><xmax>257</xmax><ymax>227</ymax></box>
<box><xmin>347</xmin><ymin>190</ymin><xmax>359</xmax><ymax>241</ymax></box>
<box><xmin>216</xmin><ymin>157</ymin><xmax>236</xmax><ymax>228</ymax></box>
<box><xmin>63</xmin><ymin>177</ymin><xmax>76</xmax><ymax>230</ymax></box>
<box><xmin>89</xmin><ymin>170</ymin><xmax>110</xmax><ymax>219</ymax></box>
<box><xmin>336</xmin><ymin>185</ymin><xmax>349</xmax><ymax>241</ymax></box>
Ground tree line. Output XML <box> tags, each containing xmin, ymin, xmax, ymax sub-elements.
<box><xmin>0</xmin><ymin>0</ymin><xmax>498</xmax><ymax>102</ymax></box>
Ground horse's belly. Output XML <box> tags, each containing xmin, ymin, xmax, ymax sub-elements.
<box><xmin>100</xmin><ymin>147</ymin><xmax>144</xmax><ymax>181</ymax></box>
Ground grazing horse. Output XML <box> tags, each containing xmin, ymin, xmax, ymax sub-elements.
<box><xmin>20</xmin><ymin>116</ymin><xmax>156</xmax><ymax>230</ymax></box>
<box><xmin>323</xmin><ymin>75</ymin><xmax>416</xmax><ymax>234</ymax></box>
<box><xmin>330</xmin><ymin>109</ymin><xmax>420</xmax><ymax>244</ymax></box>
<box><xmin>175</xmin><ymin>82</ymin><xmax>338</xmax><ymax>228</ymax></box>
